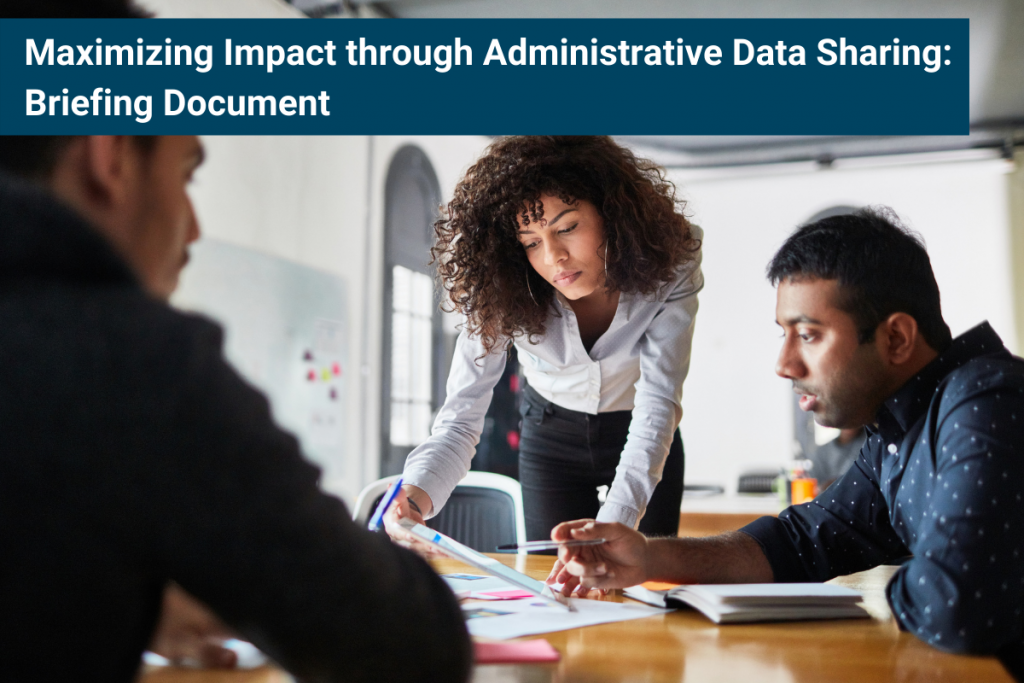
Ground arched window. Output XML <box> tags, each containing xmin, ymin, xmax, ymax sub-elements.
<box><xmin>380</xmin><ymin>145</ymin><xmax>444</xmax><ymax>476</ymax></box>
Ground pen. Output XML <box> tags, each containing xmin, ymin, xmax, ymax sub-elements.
<box><xmin>496</xmin><ymin>538</ymin><xmax>606</xmax><ymax>552</ymax></box>
<box><xmin>367</xmin><ymin>477</ymin><xmax>404</xmax><ymax>531</ymax></box>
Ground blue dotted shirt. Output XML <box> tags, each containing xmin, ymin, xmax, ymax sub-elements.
<box><xmin>742</xmin><ymin>322</ymin><xmax>1024</xmax><ymax>656</ymax></box>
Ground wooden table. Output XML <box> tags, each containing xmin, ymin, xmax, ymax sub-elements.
<box><xmin>139</xmin><ymin>555</ymin><xmax>1013</xmax><ymax>683</ymax></box>
<box><xmin>678</xmin><ymin>493</ymin><xmax>782</xmax><ymax>538</ymax></box>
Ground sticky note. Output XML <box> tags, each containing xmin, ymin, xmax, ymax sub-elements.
<box><xmin>641</xmin><ymin>581</ymin><xmax>680</xmax><ymax>591</ymax></box>
<box><xmin>474</xmin><ymin>640</ymin><xmax>560</xmax><ymax>664</ymax></box>
<box><xmin>479</xmin><ymin>589</ymin><xmax>534</xmax><ymax>600</ymax></box>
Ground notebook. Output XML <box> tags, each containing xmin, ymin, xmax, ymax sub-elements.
<box><xmin>628</xmin><ymin>582</ymin><xmax>869</xmax><ymax>624</ymax></box>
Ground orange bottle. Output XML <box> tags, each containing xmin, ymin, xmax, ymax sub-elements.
<box><xmin>790</xmin><ymin>477</ymin><xmax>818</xmax><ymax>504</ymax></box>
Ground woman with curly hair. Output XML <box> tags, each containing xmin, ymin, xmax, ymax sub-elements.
<box><xmin>386</xmin><ymin>136</ymin><xmax>703</xmax><ymax>566</ymax></box>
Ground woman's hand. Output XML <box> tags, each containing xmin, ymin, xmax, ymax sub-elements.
<box><xmin>548</xmin><ymin>519</ymin><xmax>650</xmax><ymax>592</ymax></box>
<box><xmin>382</xmin><ymin>484</ymin><xmax>444</xmax><ymax>557</ymax></box>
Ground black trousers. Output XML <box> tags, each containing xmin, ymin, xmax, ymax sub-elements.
<box><xmin>518</xmin><ymin>385</ymin><xmax>684</xmax><ymax>543</ymax></box>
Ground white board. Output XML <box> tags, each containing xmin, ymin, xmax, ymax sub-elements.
<box><xmin>172</xmin><ymin>238</ymin><xmax>349</xmax><ymax>487</ymax></box>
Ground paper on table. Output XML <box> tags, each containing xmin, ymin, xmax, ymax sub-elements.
<box><xmin>445</xmin><ymin>574</ymin><xmax>549</xmax><ymax>601</ymax></box>
<box><xmin>404</xmin><ymin>520</ymin><xmax>570</xmax><ymax>611</ymax></box>
<box><xmin>474</xmin><ymin>640</ymin><xmax>560</xmax><ymax>663</ymax></box>
<box><xmin>463</xmin><ymin>597</ymin><xmax>665</xmax><ymax>640</ymax></box>
<box><xmin>444</xmin><ymin>574</ymin><xmax>517</xmax><ymax>593</ymax></box>
<box><xmin>478</xmin><ymin>589</ymin><xmax>535</xmax><ymax>600</ymax></box>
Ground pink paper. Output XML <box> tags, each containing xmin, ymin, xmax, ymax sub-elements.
<box><xmin>474</xmin><ymin>639</ymin><xmax>561</xmax><ymax>664</ymax></box>
<box><xmin>479</xmin><ymin>589</ymin><xmax>535</xmax><ymax>600</ymax></box>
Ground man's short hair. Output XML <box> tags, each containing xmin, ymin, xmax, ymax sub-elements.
<box><xmin>766</xmin><ymin>207</ymin><xmax>953</xmax><ymax>352</ymax></box>
<box><xmin>0</xmin><ymin>0</ymin><xmax>150</xmax><ymax>180</ymax></box>
<box><xmin>0</xmin><ymin>137</ymin><xmax>157</xmax><ymax>180</ymax></box>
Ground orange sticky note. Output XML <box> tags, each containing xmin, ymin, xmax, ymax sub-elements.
<box><xmin>641</xmin><ymin>581</ymin><xmax>681</xmax><ymax>591</ymax></box>
<box><xmin>474</xmin><ymin>640</ymin><xmax>560</xmax><ymax>664</ymax></box>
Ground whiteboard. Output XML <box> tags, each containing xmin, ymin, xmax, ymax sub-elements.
<box><xmin>171</xmin><ymin>239</ymin><xmax>349</xmax><ymax>487</ymax></box>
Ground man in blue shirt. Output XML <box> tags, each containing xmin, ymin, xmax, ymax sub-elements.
<box><xmin>548</xmin><ymin>208</ymin><xmax>1023</xmax><ymax>673</ymax></box>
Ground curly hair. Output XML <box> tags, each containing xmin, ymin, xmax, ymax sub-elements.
<box><xmin>432</xmin><ymin>136</ymin><xmax>700</xmax><ymax>354</ymax></box>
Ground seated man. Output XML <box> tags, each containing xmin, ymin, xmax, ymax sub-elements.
<box><xmin>549</xmin><ymin>209</ymin><xmax>1023</xmax><ymax>668</ymax></box>
<box><xmin>0</xmin><ymin>129</ymin><xmax>468</xmax><ymax>683</ymax></box>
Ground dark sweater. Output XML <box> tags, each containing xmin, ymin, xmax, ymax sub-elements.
<box><xmin>0</xmin><ymin>173</ymin><xmax>470</xmax><ymax>682</ymax></box>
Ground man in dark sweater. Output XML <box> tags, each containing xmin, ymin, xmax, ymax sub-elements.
<box><xmin>0</xmin><ymin>130</ymin><xmax>470</xmax><ymax>680</ymax></box>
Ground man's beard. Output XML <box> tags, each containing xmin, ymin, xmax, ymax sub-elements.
<box><xmin>806</xmin><ymin>346</ymin><xmax>888</xmax><ymax>429</ymax></box>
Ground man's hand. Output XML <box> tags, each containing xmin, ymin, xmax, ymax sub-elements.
<box><xmin>545</xmin><ymin>520</ymin><xmax>649</xmax><ymax>594</ymax></box>
<box><xmin>148</xmin><ymin>584</ymin><xmax>237</xmax><ymax>669</ymax></box>
<box><xmin>382</xmin><ymin>484</ymin><xmax>443</xmax><ymax>557</ymax></box>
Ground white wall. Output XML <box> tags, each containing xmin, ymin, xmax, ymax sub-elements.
<box><xmin>141</xmin><ymin>0</ymin><xmax>385</xmax><ymax>507</ymax></box>
<box><xmin>140</xmin><ymin>0</ymin><xmax>494</xmax><ymax>507</ymax></box>
<box><xmin>180</xmin><ymin>133</ymin><xmax>489</xmax><ymax>506</ymax></box>
<box><xmin>183</xmin><ymin>137</ymin><xmax>370</xmax><ymax>503</ymax></box>
<box><xmin>1009</xmin><ymin>149</ymin><xmax>1024</xmax><ymax>351</ymax></box>
<box><xmin>672</xmin><ymin>151</ymin><xmax>1019</xmax><ymax>492</ymax></box>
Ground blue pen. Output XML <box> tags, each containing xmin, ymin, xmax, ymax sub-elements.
<box><xmin>367</xmin><ymin>477</ymin><xmax>404</xmax><ymax>531</ymax></box>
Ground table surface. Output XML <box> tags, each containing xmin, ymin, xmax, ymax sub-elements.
<box><xmin>140</xmin><ymin>554</ymin><xmax>1012</xmax><ymax>683</ymax></box>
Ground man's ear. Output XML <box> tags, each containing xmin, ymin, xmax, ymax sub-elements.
<box><xmin>80</xmin><ymin>136</ymin><xmax>138</xmax><ymax>208</ymax></box>
<box><xmin>878</xmin><ymin>313</ymin><xmax>919</xmax><ymax>366</ymax></box>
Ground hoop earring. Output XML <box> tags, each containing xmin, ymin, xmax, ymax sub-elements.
<box><xmin>526</xmin><ymin>270</ymin><xmax>538</xmax><ymax>305</ymax></box>
<box><xmin>604</xmin><ymin>242</ymin><xmax>609</xmax><ymax>280</ymax></box>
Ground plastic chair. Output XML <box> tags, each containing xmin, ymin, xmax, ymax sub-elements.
<box><xmin>352</xmin><ymin>471</ymin><xmax>527</xmax><ymax>554</ymax></box>
<box><xmin>352</xmin><ymin>474</ymin><xmax>403</xmax><ymax>526</ymax></box>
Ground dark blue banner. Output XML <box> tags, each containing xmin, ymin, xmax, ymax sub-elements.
<box><xmin>0</xmin><ymin>18</ymin><xmax>968</xmax><ymax>135</ymax></box>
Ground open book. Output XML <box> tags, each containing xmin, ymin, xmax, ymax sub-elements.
<box><xmin>625</xmin><ymin>582</ymin><xmax>870</xmax><ymax>624</ymax></box>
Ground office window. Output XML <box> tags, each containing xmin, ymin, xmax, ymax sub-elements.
<box><xmin>379</xmin><ymin>144</ymin><xmax>522</xmax><ymax>479</ymax></box>
<box><xmin>381</xmin><ymin>145</ymin><xmax>447</xmax><ymax>475</ymax></box>
<box><xmin>389</xmin><ymin>265</ymin><xmax>434</xmax><ymax>446</ymax></box>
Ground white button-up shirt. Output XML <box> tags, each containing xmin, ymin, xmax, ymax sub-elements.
<box><xmin>403</xmin><ymin>230</ymin><xmax>703</xmax><ymax>528</ymax></box>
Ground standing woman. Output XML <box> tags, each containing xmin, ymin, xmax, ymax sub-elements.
<box><xmin>385</xmin><ymin>136</ymin><xmax>702</xmax><ymax>550</ymax></box>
